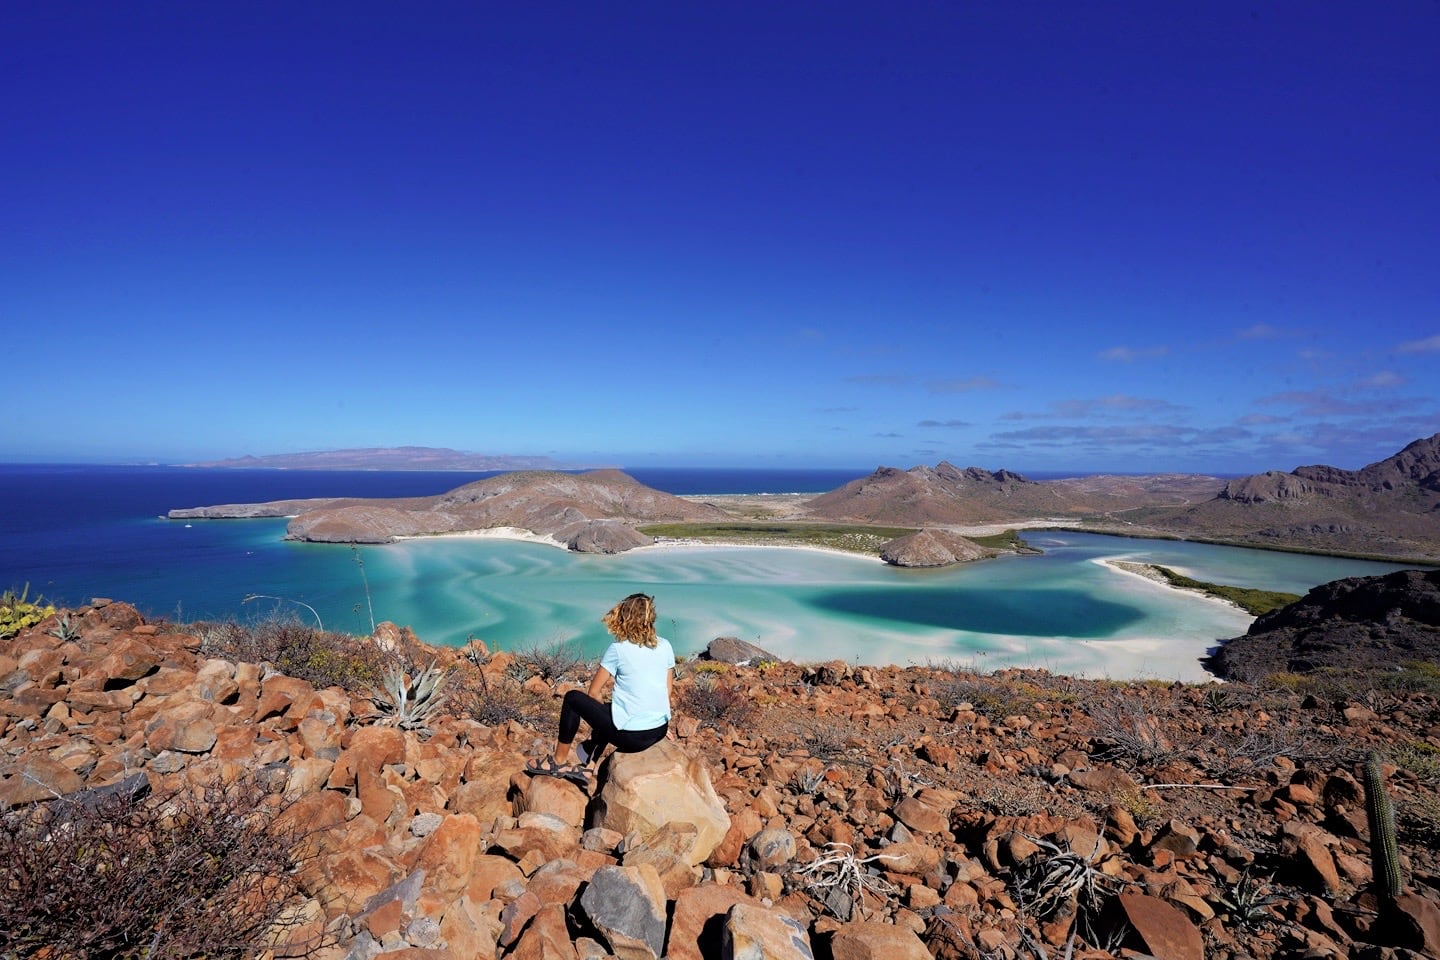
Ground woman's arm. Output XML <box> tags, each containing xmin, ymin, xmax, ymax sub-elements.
<box><xmin>587</xmin><ymin>665</ymin><xmax>613</xmax><ymax>700</ymax></box>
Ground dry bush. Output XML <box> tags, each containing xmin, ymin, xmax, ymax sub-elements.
<box><xmin>678</xmin><ymin>675</ymin><xmax>755</xmax><ymax>730</ymax></box>
<box><xmin>509</xmin><ymin>637</ymin><xmax>595</xmax><ymax>684</ymax></box>
<box><xmin>453</xmin><ymin>671</ymin><xmax>558</xmax><ymax>728</ymax></box>
<box><xmin>198</xmin><ymin>616</ymin><xmax>397</xmax><ymax>693</ymax></box>
<box><xmin>0</xmin><ymin>774</ymin><xmax>320</xmax><ymax>958</ymax></box>
<box><xmin>932</xmin><ymin>671</ymin><xmax>1038</xmax><ymax>720</ymax></box>
<box><xmin>1085</xmin><ymin>690</ymin><xmax>1179</xmax><ymax>767</ymax></box>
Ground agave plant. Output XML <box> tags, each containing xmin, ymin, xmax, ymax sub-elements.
<box><xmin>367</xmin><ymin>660</ymin><xmax>453</xmax><ymax>732</ymax></box>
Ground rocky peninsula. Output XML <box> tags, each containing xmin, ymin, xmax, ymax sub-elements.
<box><xmin>170</xmin><ymin>434</ymin><xmax>1440</xmax><ymax>566</ymax></box>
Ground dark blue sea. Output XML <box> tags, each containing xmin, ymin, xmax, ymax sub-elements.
<box><xmin>0</xmin><ymin>464</ymin><xmax>867</xmax><ymax>609</ymax></box>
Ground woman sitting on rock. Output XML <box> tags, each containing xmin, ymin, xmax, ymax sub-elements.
<box><xmin>526</xmin><ymin>592</ymin><xmax>673</xmax><ymax>786</ymax></box>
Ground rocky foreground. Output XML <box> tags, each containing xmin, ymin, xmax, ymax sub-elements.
<box><xmin>5</xmin><ymin>603</ymin><xmax>1440</xmax><ymax>959</ymax></box>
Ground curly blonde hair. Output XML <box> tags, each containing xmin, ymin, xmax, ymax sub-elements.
<box><xmin>602</xmin><ymin>593</ymin><xmax>658</xmax><ymax>647</ymax></box>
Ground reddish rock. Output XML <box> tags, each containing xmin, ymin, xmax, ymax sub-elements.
<box><xmin>1115</xmin><ymin>892</ymin><xmax>1204</xmax><ymax>960</ymax></box>
<box><xmin>410</xmin><ymin>813</ymin><xmax>482</xmax><ymax>901</ymax></box>
<box><xmin>512</xmin><ymin>903</ymin><xmax>579</xmax><ymax>960</ymax></box>
<box><xmin>667</xmin><ymin>884</ymin><xmax>761</xmax><ymax>960</ymax></box>
<box><xmin>0</xmin><ymin>754</ymin><xmax>85</xmax><ymax>806</ymax></box>
<box><xmin>828</xmin><ymin>920</ymin><xmax>932</xmax><ymax>960</ymax></box>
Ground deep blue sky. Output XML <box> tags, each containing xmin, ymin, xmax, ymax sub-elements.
<box><xmin>5</xmin><ymin>2</ymin><xmax>1438</xmax><ymax>474</ymax></box>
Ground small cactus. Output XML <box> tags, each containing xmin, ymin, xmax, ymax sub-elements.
<box><xmin>1364</xmin><ymin>751</ymin><xmax>1404</xmax><ymax>899</ymax></box>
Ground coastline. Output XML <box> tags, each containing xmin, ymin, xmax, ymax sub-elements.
<box><xmin>1095</xmin><ymin>556</ymin><xmax>1252</xmax><ymax>615</ymax></box>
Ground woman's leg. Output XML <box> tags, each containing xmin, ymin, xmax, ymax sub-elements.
<box><xmin>609</xmin><ymin>722</ymin><xmax>669</xmax><ymax>754</ymax></box>
<box><xmin>556</xmin><ymin>690</ymin><xmax>617</xmax><ymax>764</ymax></box>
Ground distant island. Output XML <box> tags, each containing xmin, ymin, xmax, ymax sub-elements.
<box><xmin>185</xmin><ymin>446</ymin><xmax>581</xmax><ymax>472</ymax></box>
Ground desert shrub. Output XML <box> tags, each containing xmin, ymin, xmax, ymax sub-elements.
<box><xmin>453</xmin><ymin>671</ymin><xmax>558</xmax><ymax>728</ymax></box>
<box><xmin>933</xmin><ymin>673</ymin><xmax>1037</xmax><ymax>719</ymax></box>
<box><xmin>793</xmin><ymin>719</ymin><xmax>853</xmax><ymax>761</ymax></box>
<box><xmin>1086</xmin><ymin>691</ymin><xmax>1178</xmax><ymax>767</ymax></box>
<box><xmin>510</xmin><ymin>637</ymin><xmax>594</xmax><ymax>683</ymax></box>
<box><xmin>1399</xmin><ymin>791</ymin><xmax>1440</xmax><ymax>845</ymax></box>
<box><xmin>678</xmin><ymin>675</ymin><xmax>755</xmax><ymax>730</ymax></box>
<box><xmin>0</xmin><ymin>584</ymin><xmax>56</xmax><ymax>640</ymax></box>
<box><xmin>1388</xmin><ymin>741</ymin><xmax>1440</xmax><ymax>783</ymax></box>
<box><xmin>0</xmin><ymin>774</ymin><xmax>320</xmax><ymax>958</ymax></box>
<box><xmin>198</xmin><ymin>617</ymin><xmax>395</xmax><ymax>692</ymax></box>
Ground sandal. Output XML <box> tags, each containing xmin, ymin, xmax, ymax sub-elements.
<box><xmin>524</xmin><ymin>757</ymin><xmax>591</xmax><ymax>786</ymax></box>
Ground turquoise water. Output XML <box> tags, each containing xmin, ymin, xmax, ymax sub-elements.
<box><xmin>317</xmin><ymin>530</ymin><xmax>1412</xmax><ymax>682</ymax></box>
<box><xmin>1</xmin><ymin>466</ymin><xmax>1419</xmax><ymax>682</ymax></box>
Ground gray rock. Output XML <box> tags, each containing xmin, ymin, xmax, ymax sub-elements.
<box><xmin>578</xmin><ymin>864</ymin><xmax>668</xmax><ymax>960</ymax></box>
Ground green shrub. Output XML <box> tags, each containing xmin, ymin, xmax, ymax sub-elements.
<box><xmin>0</xmin><ymin>584</ymin><xmax>56</xmax><ymax>640</ymax></box>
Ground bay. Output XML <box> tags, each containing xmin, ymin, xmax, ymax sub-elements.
<box><xmin>0</xmin><ymin>465</ymin><xmax>1418</xmax><ymax>681</ymax></box>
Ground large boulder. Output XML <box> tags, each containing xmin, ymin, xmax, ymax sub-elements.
<box><xmin>589</xmin><ymin>739</ymin><xmax>730</xmax><ymax>866</ymax></box>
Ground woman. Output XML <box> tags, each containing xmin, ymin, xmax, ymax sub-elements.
<box><xmin>526</xmin><ymin>592</ymin><xmax>673</xmax><ymax>785</ymax></box>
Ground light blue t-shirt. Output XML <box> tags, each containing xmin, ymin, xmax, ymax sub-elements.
<box><xmin>601</xmin><ymin>636</ymin><xmax>674</xmax><ymax>730</ymax></box>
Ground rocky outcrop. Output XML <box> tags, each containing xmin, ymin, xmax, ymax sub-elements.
<box><xmin>879</xmin><ymin>529</ymin><xmax>993</xmax><ymax>567</ymax></box>
<box><xmin>6</xmin><ymin>599</ymin><xmax>1440</xmax><ymax>959</ymax></box>
<box><xmin>1206</xmin><ymin>567</ymin><xmax>1440</xmax><ymax>680</ymax></box>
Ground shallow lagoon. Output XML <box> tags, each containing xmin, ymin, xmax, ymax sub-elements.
<box><xmin>329</xmin><ymin>530</ymin><xmax>1413</xmax><ymax>682</ymax></box>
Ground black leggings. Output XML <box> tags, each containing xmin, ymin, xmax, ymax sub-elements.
<box><xmin>559</xmin><ymin>690</ymin><xmax>668</xmax><ymax>759</ymax></box>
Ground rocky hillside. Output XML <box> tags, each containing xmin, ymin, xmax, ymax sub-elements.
<box><xmin>5</xmin><ymin>601</ymin><xmax>1440</xmax><ymax>959</ymax></box>
<box><xmin>174</xmin><ymin>470</ymin><xmax>730</xmax><ymax>552</ymax></box>
<box><xmin>1207</xmin><ymin>568</ymin><xmax>1440</xmax><ymax>682</ymax></box>
<box><xmin>1148</xmin><ymin>434</ymin><xmax>1440</xmax><ymax>562</ymax></box>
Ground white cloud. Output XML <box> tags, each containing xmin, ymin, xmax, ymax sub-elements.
<box><xmin>1099</xmin><ymin>345</ymin><xmax>1169</xmax><ymax>362</ymax></box>
<box><xmin>917</xmin><ymin>419</ymin><xmax>971</xmax><ymax>429</ymax></box>
<box><xmin>926</xmin><ymin>376</ymin><xmax>1001</xmax><ymax>393</ymax></box>
<box><xmin>1354</xmin><ymin>371</ymin><xmax>1405</xmax><ymax>390</ymax></box>
<box><xmin>1397</xmin><ymin>334</ymin><xmax>1440</xmax><ymax>354</ymax></box>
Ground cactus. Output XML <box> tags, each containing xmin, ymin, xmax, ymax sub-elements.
<box><xmin>1364</xmin><ymin>751</ymin><xmax>1404</xmax><ymax>899</ymax></box>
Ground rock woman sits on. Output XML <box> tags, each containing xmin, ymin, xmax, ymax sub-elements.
<box><xmin>525</xmin><ymin>592</ymin><xmax>673</xmax><ymax>787</ymax></box>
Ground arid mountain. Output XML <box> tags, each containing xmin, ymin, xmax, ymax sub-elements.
<box><xmin>175</xmin><ymin>470</ymin><xmax>729</xmax><ymax>551</ymax></box>
<box><xmin>805</xmin><ymin>461</ymin><xmax>1224</xmax><ymax>526</ymax></box>
<box><xmin>185</xmin><ymin>446</ymin><xmax>567</xmax><ymax>471</ymax></box>
<box><xmin>1145</xmin><ymin>433</ymin><xmax>1440</xmax><ymax>562</ymax></box>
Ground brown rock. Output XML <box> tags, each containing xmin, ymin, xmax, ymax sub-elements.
<box><xmin>410</xmin><ymin>813</ymin><xmax>482</xmax><ymax>901</ymax></box>
<box><xmin>1385</xmin><ymin>892</ymin><xmax>1440</xmax><ymax>956</ymax></box>
<box><xmin>828</xmin><ymin>920</ymin><xmax>932</xmax><ymax>960</ymax></box>
<box><xmin>91</xmin><ymin>637</ymin><xmax>163</xmax><ymax>685</ymax></box>
<box><xmin>893</xmin><ymin>796</ymin><xmax>948</xmax><ymax>834</ymax></box>
<box><xmin>0</xmin><ymin>754</ymin><xmax>85</xmax><ymax>807</ymax></box>
<box><xmin>668</xmin><ymin>884</ymin><xmax>761</xmax><ymax>960</ymax></box>
<box><xmin>515</xmin><ymin>770</ymin><xmax>589</xmax><ymax>827</ymax></box>
<box><xmin>1114</xmin><ymin>892</ymin><xmax>1203</xmax><ymax>960</ymax></box>
<box><xmin>1067</xmin><ymin>765</ymin><xmax>1140</xmax><ymax>794</ymax></box>
<box><xmin>512</xmin><ymin>903</ymin><xmax>579</xmax><ymax>960</ymax></box>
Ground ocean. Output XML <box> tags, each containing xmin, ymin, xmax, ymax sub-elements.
<box><xmin>0</xmin><ymin>464</ymin><xmax>1417</xmax><ymax>681</ymax></box>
